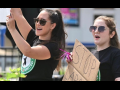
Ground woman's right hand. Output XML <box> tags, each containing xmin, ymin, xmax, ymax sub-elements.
<box><xmin>10</xmin><ymin>8</ymin><xmax>23</xmax><ymax>20</ymax></box>
<box><xmin>66</xmin><ymin>52</ymin><xmax>73</xmax><ymax>64</ymax></box>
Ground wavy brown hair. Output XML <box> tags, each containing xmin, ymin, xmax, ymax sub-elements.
<box><xmin>94</xmin><ymin>16</ymin><xmax>120</xmax><ymax>49</ymax></box>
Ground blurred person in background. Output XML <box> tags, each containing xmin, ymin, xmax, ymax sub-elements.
<box><xmin>6</xmin><ymin>8</ymin><xmax>67</xmax><ymax>81</ymax></box>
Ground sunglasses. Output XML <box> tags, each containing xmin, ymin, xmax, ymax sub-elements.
<box><xmin>89</xmin><ymin>26</ymin><xmax>106</xmax><ymax>32</ymax></box>
<box><xmin>33</xmin><ymin>18</ymin><xmax>52</xmax><ymax>26</ymax></box>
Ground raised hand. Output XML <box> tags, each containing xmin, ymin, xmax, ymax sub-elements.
<box><xmin>10</xmin><ymin>8</ymin><xmax>23</xmax><ymax>20</ymax></box>
<box><xmin>6</xmin><ymin>15</ymin><xmax>16</xmax><ymax>32</ymax></box>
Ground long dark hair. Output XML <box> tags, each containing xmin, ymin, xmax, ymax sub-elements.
<box><xmin>40</xmin><ymin>8</ymin><xmax>68</xmax><ymax>71</ymax></box>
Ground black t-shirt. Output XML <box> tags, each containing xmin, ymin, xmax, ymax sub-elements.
<box><xmin>93</xmin><ymin>46</ymin><xmax>120</xmax><ymax>81</ymax></box>
<box><xmin>19</xmin><ymin>29</ymin><xmax>59</xmax><ymax>81</ymax></box>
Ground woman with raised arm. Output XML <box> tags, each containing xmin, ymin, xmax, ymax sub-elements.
<box><xmin>6</xmin><ymin>8</ymin><xmax>67</xmax><ymax>81</ymax></box>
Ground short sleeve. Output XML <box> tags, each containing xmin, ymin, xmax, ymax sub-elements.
<box><xmin>26</xmin><ymin>29</ymin><xmax>36</xmax><ymax>45</ymax></box>
<box><xmin>44</xmin><ymin>42</ymin><xmax>59</xmax><ymax>59</ymax></box>
<box><xmin>112</xmin><ymin>50</ymin><xmax>120</xmax><ymax>79</ymax></box>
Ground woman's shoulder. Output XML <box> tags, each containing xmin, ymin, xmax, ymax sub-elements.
<box><xmin>110</xmin><ymin>46</ymin><xmax>120</xmax><ymax>52</ymax></box>
<box><xmin>45</xmin><ymin>41</ymin><xmax>58</xmax><ymax>46</ymax></box>
<box><xmin>110</xmin><ymin>46</ymin><xmax>120</xmax><ymax>56</ymax></box>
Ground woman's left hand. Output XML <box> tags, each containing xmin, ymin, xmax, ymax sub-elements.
<box><xmin>66</xmin><ymin>52</ymin><xmax>73</xmax><ymax>63</ymax></box>
<box><xmin>115</xmin><ymin>77</ymin><xmax>120</xmax><ymax>81</ymax></box>
<box><xmin>6</xmin><ymin>15</ymin><xmax>16</xmax><ymax>32</ymax></box>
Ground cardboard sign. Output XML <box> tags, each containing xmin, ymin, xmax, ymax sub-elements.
<box><xmin>62</xmin><ymin>39</ymin><xmax>100</xmax><ymax>81</ymax></box>
<box><xmin>0</xmin><ymin>8</ymin><xmax>11</xmax><ymax>22</ymax></box>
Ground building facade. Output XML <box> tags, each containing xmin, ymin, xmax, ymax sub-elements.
<box><xmin>47</xmin><ymin>8</ymin><xmax>120</xmax><ymax>48</ymax></box>
<box><xmin>2</xmin><ymin>8</ymin><xmax>120</xmax><ymax>48</ymax></box>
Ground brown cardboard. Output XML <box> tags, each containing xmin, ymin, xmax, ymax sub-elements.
<box><xmin>62</xmin><ymin>64</ymin><xmax>86</xmax><ymax>81</ymax></box>
<box><xmin>62</xmin><ymin>39</ymin><xmax>100</xmax><ymax>81</ymax></box>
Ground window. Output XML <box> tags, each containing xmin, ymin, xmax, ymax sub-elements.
<box><xmin>93</xmin><ymin>8</ymin><xmax>114</xmax><ymax>23</ymax></box>
<box><xmin>60</xmin><ymin>8</ymin><xmax>79</xmax><ymax>27</ymax></box>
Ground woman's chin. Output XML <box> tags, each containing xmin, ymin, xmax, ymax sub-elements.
<box><xmin>35</xmin><ymin>32</ymin><xmax>40</xmax><ymax>36</ymax></box>
<box><xmin>94</xmin><ymin>41</ymin><xmax>100</xmax><ymax>46</ymax></box>
<box><xmin>35</xmin><ymin>33</ymin><xmax>39</xmax><ymax>36</ymax></box>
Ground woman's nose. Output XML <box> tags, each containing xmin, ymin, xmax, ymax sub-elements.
<box><xmin>95</xmin><ymin>28</ymin><xmax>99</xmax><ymax>33</ymax></box>
<box><xmin>35</xmin><ymin>22</ymin><xmax>41</xmax><ymax>27</ymax></box>
<box><xmin>36</xmin><ymin>22</ymin><xmax>40</xmax><ymax>25</ymax></box>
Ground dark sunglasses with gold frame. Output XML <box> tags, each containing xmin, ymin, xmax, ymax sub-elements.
<box><xmin>33</xmin><ymin>18</ymin><xmax>53</xmax><ymax>26</ymax></box>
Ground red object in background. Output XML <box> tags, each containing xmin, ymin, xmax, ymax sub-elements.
<box><xmin>0</xmin><ymin>75</ymin><xmax>3</xmax><ymax>78</ymax></box>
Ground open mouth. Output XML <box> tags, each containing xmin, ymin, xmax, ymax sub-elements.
<box><xmin>37</xmin><ymin>28</ymin><xmax>42</xmax><ymax>31</ymax></box>
<box><xmin>95</xmin><ymin>35</ymin><xmax>100</xmax><ymax>39</ymax></box>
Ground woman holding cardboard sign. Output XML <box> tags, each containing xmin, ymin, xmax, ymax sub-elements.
<box><xmin>67</xmin><ymin>16</ymin><xmax>120</xmax><ymax>81</ymax></box>
<box><xmin>89</xmin><ymin>16</ymin><xmax>120</xmax><ymax>81</ymax></box>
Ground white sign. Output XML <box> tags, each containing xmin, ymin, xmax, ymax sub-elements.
<box><xmin>0</xmin><ymin>8</ymin><xmax>11</xmax><ymax>23</ymax></box>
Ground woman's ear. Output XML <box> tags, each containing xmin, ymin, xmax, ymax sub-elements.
<box><xmin>110</xmin><ymin>31</ymin><xmax>115</xmax><ymax>38</ymax></box>
<box><xmin>50</xmin><ymin>23</ymin><xmax>56</xmax><ymax>31</ymax></box>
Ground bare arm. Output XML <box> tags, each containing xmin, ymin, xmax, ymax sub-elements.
<box><xmin>10</xmin><ymin>30</ymin><xmax>51</xmax><ymax>60</ymax></box>
<box><xmin>6</xmin><ymin>15</ymin><xmax>51</xmax><ymax>60</ymax></box>
<box><xmin>11</xmin><ymin>8</ymin><xmax>32</xmax><ymax>40</ymax></box>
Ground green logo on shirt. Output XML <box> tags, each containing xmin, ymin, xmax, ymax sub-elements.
<box><xmin>21</xmin><ymin>55</ymin><xmax>36</xmax><ymax>74</ymax></box>
<box><xmin>96</xmin><ymin>69</ymin><xmax>101</xmax><ymax>81</ymax></box>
